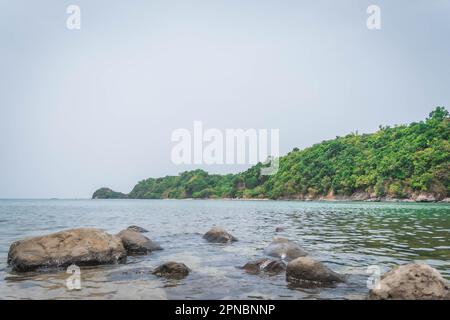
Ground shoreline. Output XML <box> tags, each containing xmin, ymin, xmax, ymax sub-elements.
<box><xmin>92</xmin><ymin>196</ymin><xmax>450</xmax><ymax>204</ymax></box>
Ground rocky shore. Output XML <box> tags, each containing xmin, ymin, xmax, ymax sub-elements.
<box><xmin>7</xmin><ymin>226</ymin><xmax>450</xmax><ymax>299</ymax></box>
<box><xmin>93</xmin><ymin>192</ymin><xmax>450</xmax><ymax>203</ymax></box>
<box><xmin>277</xmin><ymin>191</ymin><xmax>449</xmax><ymax>203</ymax></box>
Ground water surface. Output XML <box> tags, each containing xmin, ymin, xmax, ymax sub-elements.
<box><xmin>0</xmin><ymin>199</ymin><xmax>449</xmax><ymax>300</ymax></box>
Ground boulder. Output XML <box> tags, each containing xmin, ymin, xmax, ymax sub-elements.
<box><xmin>117</xmin><ymin>229</ymin><xmax>162</xmax><ymax>255</ymax></box>
<box><xmin>7</xmin><ymin>228</ymin><xmax>127</xmax><ymax>272</ymax></box>
<box><xmin>264</xmin><ymin>237</ymin><xmax>307</xmax><ymax>261</ymax></box>
<box><xmin>242</xmin><ymin>258</ymin><xmax>286</xmax><ymax>275</ymax></box>
<box><xmin>286</xmin><ymin>257</ymin><xmax>344</xmax><ymax>287</ymax></box>
<box><xmin>127</xmin><ymin>225</ymin><xmax>149</xmax><ymax>233</ymax></box>
<box><xmin>203</xmin><ymin>227</ymin><xmax>237</xmax><ymax>243</ymax></box>
<box><xmin>368</xmin><ymin>263</ymin><xmax>450</xmax><ymax>300</ymax></box>
<box><xmin>275</xmin><ymin>227</ymin><xmax>285</xmax><ymax>232</ymax></box>
<box><xmin>153</xmin><ymin>262</ymin><xmax>190</xmax><ymax>279</ymax></box>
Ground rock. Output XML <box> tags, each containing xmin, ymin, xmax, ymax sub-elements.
<box><xmin>286</xmin><ymin>257</ymin><xmax>344</xmax><ymax>287</ymax></box>
<box><xmin>127</xmin><ymin>225</ymin><xmax>149</xmax><ymax>233</ymax></box>
<box><xmin>203</xmin><ymin>227</ymin><xmax>237</xmax><ymax>243</ymax></box>
<box><xmin>7</xmin><ymin>228</ymin><xmax>127</xmax><ymax>272</ymax></box>
<box><xmin>275</xmin><ymin>227</ymin><xmax>285</xmax><ymax>232</ymax></box>
<box><xmin>350</xmin><ymin>191</ymin><xmax>370</xmax><ymax>201</ymax></box>
<box><xmin>440</xmin><ymin>198</ymin><xmax>450</xmax><ymax>203</ymax></box>
<box><xmin>415</xmin><ymin>193</ymin><xmax>436</xmax><ymax>202</ymax></box>
<box><xmin>368</xmin><ymin>263</ymin><xmax>450</xmax><ymax>300</ymax></box>
<box><xmin>153</xmin><ymin>262</ymin><xmax>190</xmax><ymax>279</ymax></box>
<box><xmin>242</xmin><ymin>258</ymin><xmax>286</xmax><ymax>275</ymax></box>
<box><xmin>264</xmin><ymin>237</ymin><xmax>307</xmax><ymax>261</ymax></box>
<box><xmin>117</xmin><ymin>229</ymin><xmax>162</xmax><ymax>255</ymax></box>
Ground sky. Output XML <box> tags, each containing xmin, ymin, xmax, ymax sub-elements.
<box><xmin>0</xmin><ymin>0</ymin><xmax>449</xmax><ymax>198</ymax></box>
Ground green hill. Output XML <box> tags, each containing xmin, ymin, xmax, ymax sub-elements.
<box><xmin>93</xmin><ymin>107</ymin><xmax>450</xmax><ymax>201</ymax></box>
<box><xmin>92</xmin><ymin>188</ymin><xmax>128</xmax><ymax>199</ymax></box>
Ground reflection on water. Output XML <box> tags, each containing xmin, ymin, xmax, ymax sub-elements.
<box><xmin>0</xmin><ymin>199</ymin><xmax>449</xmax><ymax>299</ymax></box>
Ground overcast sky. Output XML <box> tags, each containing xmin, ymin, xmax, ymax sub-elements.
<box><xmin>0</xmin><ymin>0</ymin><xmax>449</xmax><ymax>198</ymax></box>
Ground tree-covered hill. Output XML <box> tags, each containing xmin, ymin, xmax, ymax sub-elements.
<box><xmin>92</xmin><ymin>188</ymin><xmax>128</xmax><ymax>199</ymax></box>
<box><xmin>93</xmin><ymin>107</ymin><xmax>449</xmax><ymax>201</ymax></box>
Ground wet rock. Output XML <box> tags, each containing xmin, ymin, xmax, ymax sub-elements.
<box><xmin>203</xmin><ymin>227</ymin><xmax>237</xmax><ymax>243</ymax></box>
<box><xmin>286</xmin><ymin>257</ymin><xmax>344</xmax><ymax>287</ymax></box>
<box><xmin>242</xmin><ymin>258</ymin><xmax>286</xmax><ymax>275</ymax></box>
<box><xmin>127</xmin><ymin>225</ymin><xmax>149</xmax><ymax>233</ymax></box>
<box><xmin>275</xmin><ymin>227</ymin><xmax>285</xmax><ymax>232</ymax></box>
<box><xmin>368</xmin><ymin>263</ymin><xmax>450</xmax><ymax>300</ymax></box>
<box><xmin>117</xmin><ymin>229</ymin><xmax>162</xmax><ymax>255</ymax></box>
<box><xmin>440</xmin><ymin>198</ymin><xmax>450</xmax><ymax>203</ymax></box>
<box><xmin>153</xmin><ymin>262</ymin><xmax>190</xmax><ymax>279</ymax></box>
<box><xmin>7</xmin><ymin>228</ymin><xmax>127</xmax><ymax>272</ymax></box>
<box><xmin>264</xmin><ymin>237</ymin><xmax>307</xmax><ymax>261</ymax></box>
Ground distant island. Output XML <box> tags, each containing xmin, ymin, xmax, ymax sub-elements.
<box><xmin>93</xmin><ymin>107</ymin><xmax>449</xmax><ymax>202</ymax></box>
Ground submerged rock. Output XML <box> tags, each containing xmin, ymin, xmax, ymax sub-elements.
<box><xmin>286</xmin><ymin>257</ymin><xmax>344</xmax><ymax>287</ymax></box>
<box><xmin>368</xmin><ymin>263</ymin><xmax>450</xmax><ymax>300</ymax></box>
<box><xmin>117</xmin><ymin>229</ymin><xmax>162</xmax><ymax>255</ymax></box>
<box><xmin>203</xmin><ymin>227</ymin><xmax>237</xmax><ymax>243</ymax></box>
<box><xmin>275</xmin><ymin>227</ymin><xmax>285</xmax><ymax>232</ymax></box>
<box><xmin>127</xmin><ymin>225</ymin><xmax>149</xmax><ymax>233</ymax></box>
<box><xmin>242</xmin><ymin>258</ymin><xmax>286</xmax><ymax>275</ymax></box>
<box><xmin>8</xmin><ymin>228</ymin><xmax>127</xmax><ymax>272</ymax></box>
<box><xmin>153</xmin><ymin>262</ymin><xmax>190</xmax><ymax>279</ymax></box>
<box><xmin>107</xmin><ymin>267</ymin><xmax>154</xmax><ymax>282</ymax></box>
<box><xmin>264</xmin><ymin>237</ymin><xmax>307</xmax><ymax>261</ymax></box>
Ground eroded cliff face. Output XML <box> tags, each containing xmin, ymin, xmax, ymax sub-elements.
<box><xmin>277</xmin><ymin>191</ymin><xmax>445</xmax><ymax>202</ymax></box>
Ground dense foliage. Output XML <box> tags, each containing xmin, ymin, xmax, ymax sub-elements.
<box><xmin>93</xmin><ymin>107</ymin><xmax>449</xmax><ymax>200</ymax></box>
<box><xmin>92</xmin><ymin>188</ymin><xmax>128</xmax><ymax>199</ymax></box>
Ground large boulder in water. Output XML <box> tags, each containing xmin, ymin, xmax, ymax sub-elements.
<box><xmin>368</xmin><ymin>263</ymin><xmax>450</xmax><ymax>300</ymax></box>
<box><xmin>127</xmin><ymin>225</ymin><xmax>149</xmax><ymax>233</ymax></box>
<box><xmin>117</xmin><ymin>229</ymin><xmax>162</xmax><ymax>255</ymax></box>
<box><xmin>242</xmin><ymin>258</ymin><xmax>286</xmax><ymax>275</ymax></box>
<box><xmin>7</xmin><ymin>228</ymin><xmax>127</xmax><ymax>272</ymax></box>
<box><xmin>203</xmin><ymin>227</ymin><xmax>237</xmax><ymax>243</ymax></box>
<box><xmin>153</xmin><ymin>262</ymin><xmax>190</xmax><ymax>279</ymax></box>
<box><xmin>264</xmin><ymin>237</ymin><xmax>307</xmax><ymax>261</ymax></box>
<box><xmin>286</xmin><ymin>257</ymin><xmax>344</xmax><ymax>287</ymax></box>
